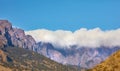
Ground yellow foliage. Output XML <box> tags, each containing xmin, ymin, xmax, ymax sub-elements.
<box><xmin>89</xmin><ymin>50</ymin><xmax>120</xmax><ymax>71</ymax></box>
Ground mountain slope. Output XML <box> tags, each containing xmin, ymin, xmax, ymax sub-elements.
<box><xmin>0</xmin><ymin>20</ymin><xmax>82</xmax><ymax>71</ymax></box>
<box><xmin>0</xmin><ymin>47</ymin><xmax>80</xmax><ymax>71</ymax></box>
<box><xmin>89</xmin><ymin>50</ymin><xmax>120</xmax><ymax>71</ymax></box>
<box><xmin>35</xmin><ymin>42</ymin><xmax>120</xmax><ymax>68</ymax></box>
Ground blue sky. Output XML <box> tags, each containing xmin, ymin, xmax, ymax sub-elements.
<box><xmin>0</xmin><ymin>0</ymin><xmax>120</xmax><ymax>31</ymax></box>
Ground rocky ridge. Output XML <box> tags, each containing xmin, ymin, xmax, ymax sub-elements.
<box><xmin>0</xmin><ymin>20</ymin><xmax>36</xmax><ymax>50</ymax></box>
<box><xmin>35</xmin><ymin>42</ymin><xmax>120</xmax><ymax>68</ymax></box>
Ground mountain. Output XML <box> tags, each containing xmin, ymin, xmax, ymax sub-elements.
<box><xmin>89</xmin><ymin>50</ymin><xmax>120</xmax><ymax>71</ymax></box>
<box><xmin>0</xmin><ymin>47</ymin><xmax>81</xmax><ymax>71</ymax></box>
<box><xmin>35</xmin><ymin>42</ymin><xmax>120</xmax><ymax>68</ymax></box>
<box><xmin>0</xmin><ymin>20</ymin><xmax>36</xmax><ymax>50</ymax></box>
<box><xmin>0</xmin><ymin>20</ymin><xmax>84</xmax><ymax>71</ymax></box>
<box><xmin>0</xmin><ymin>20</ymin><xmax>120</xmax><ymax>69</ymax></box>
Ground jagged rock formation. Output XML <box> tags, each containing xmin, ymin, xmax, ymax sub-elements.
<box><xmin>89</xmin><ymin>50</ymin><xmax>120</xmax><ymax>71</ymax></box>
<box><xmin>35</xmin><ymin>42</ymin><xmax>120</xmax><ymax>68</ymax></box>
<box><xmin>0</xmin><ymin>20</ymin><xmax>36</xmax><ymax>50</ymax></box>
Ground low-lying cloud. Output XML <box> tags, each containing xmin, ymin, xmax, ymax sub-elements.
<box><xmin>25</xmin><ymin>28</ymin><xmax>120</xmax><ymax>48</ymax></box>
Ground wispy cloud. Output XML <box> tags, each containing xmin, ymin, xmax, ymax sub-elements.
<box><xmin>25</xmin><ymin>28</ymin><xmax>120</xmax><ymax>48</ymax></box>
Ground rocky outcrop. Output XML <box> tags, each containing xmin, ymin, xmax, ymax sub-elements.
<box><xmin>0</xmin><ymin>20</ymin><xmax>12</xmax><ymax>47</ymax></box>
<box><xmin>0</xmin><ymin>35</ymin><xmax>7</xmax><ymax>47</ymax></box>
<box><xmin>9</xmin><ymin>28</ymin><xmax>36</xmax><ymax>50</ymax></box>
<box><xmin>0</xmin><ymin>20</ymin><xmax>12</xmax><ymax>35</ymax></box>
<box><xmin>0</xmin><ymin>20</ymin><xmax>36</xmax><ymax>50</ymax></box>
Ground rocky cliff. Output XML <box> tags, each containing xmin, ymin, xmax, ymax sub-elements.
<box><xmin>0</xmin><ymin>20</ymin><xmax>36</xmax><ymax>50</ymax></box>
<box><xmin>35</xmin><ymin>42</ymin><xmax>120</xmax><ymax>68</ymax></box>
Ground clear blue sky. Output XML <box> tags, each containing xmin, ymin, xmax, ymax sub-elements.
<box><xmin>0</xmin><ymin>0</ymin><xmax>120</xmax><ymax>31</ymax></box>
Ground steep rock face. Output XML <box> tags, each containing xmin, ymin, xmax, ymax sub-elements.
<box><xmin>35</xmin><ymin>42</ymin><xmax>120</xmax><ymax>69</ymax></box>
<box><xmin>0</xmin><ymin>20</ymin><xmax>36</xmax><ymax>50</ymax></box>
<box><xmin>35</xmin><ymin>42</ymin><xmax>55</xmax><ymax>57</ymax></box>
<box><xmin>0</xmin><ymin>35</ymin><xmax>7</xmax><ymax>47</ymax></box>
<box><xmin>0</xmin><ymin>20</ymin><xmax>12</xmax><ymax>35</ymax></box>
<box><xmin>9</xmin><ymin>28</ymin><xmax>36</xmax><ymax>50</ymax></box>
<box><xmin>0</xmin><ymin>20</ymin><xmax>12</xmax><ymax>47</ymax></box>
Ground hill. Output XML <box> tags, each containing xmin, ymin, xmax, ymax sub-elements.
<box><xmin>0</xmin><ymin>47</ymin><xmax>81</xmax><ymax>71</ymax></box>
<box><xmin>89</xmin><ymin>50</ymin><xmax>120</xmax><ymax>71</ymax></box>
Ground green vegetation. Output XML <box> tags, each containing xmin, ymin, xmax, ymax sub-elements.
<box><xmin>0</xmin><ymin>47</ymin><xmax>83</xmax><ymax>71</ymax></box>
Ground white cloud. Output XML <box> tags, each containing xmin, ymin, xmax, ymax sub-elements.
<box><xmin>25</xmin><ymin>28</ymin><xmax>120</xmax><ymax>48</ymax></box>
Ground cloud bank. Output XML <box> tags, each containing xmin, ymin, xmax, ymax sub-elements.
<box><xmin>25</xmin><ymin>28</ymin><xmax>120</xmax><ymax>48</ymax></box>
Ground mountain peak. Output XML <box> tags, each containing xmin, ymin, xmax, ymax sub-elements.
<box><xmin>0</xmin><ymin>20</ymin><xmax>36</xmax><ymax>49</ymax></box>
